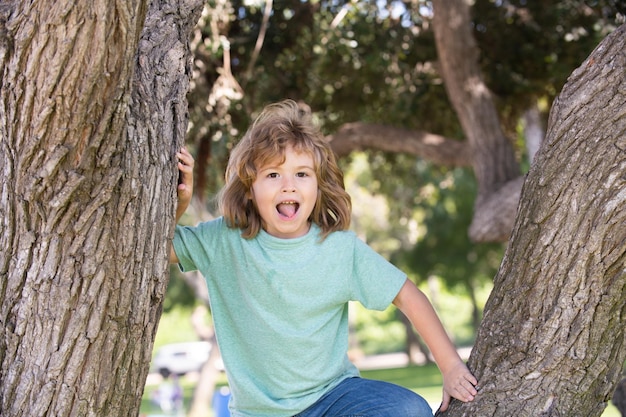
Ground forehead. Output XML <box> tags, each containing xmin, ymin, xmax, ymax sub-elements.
<box><xmin>255</xmin><ymin>145</ymin><xmax>316</xmax><ymax>169</ymax></box>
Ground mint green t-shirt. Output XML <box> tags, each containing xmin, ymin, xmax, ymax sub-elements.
<box><xmin>173</xmin><ymin>217</ymin><xmax>407</xmax><ymax>417</ymax></box>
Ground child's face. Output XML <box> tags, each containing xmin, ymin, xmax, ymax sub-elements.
<box><xmin>250</xmin><ymin>145</ymin><xmax>318</xmax><ymax>239</ymax></box>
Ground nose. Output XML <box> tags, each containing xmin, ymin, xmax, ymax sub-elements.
<box><xmin>281</xmin><ymin>176</ymin><xmax>296</xmax><ymax>192</ymax></box>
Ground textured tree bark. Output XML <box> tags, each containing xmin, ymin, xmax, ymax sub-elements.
<box><xmin>0</xmin><ymin>0</ymin><xmax>202</xmax><ymax>416</ymax></box>
<box><xmin>439</xmin><ymin>23</ymin><xmax>626</xmax><ymax>417</ymax></box>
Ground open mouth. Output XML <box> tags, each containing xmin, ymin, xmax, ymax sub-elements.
<box><xmin>276</xmin><ymin>201</ymin><xmax>299</xmax><ymax>219</ymax></box>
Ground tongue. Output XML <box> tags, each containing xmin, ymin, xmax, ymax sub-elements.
<box><xmin>277</xmin><ymin>203</ymin><xmax>297</xmax><ymax>217</ymax></box>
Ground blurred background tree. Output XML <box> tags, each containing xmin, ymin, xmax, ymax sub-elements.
<box><xmin>158</xmin><ymin>2</ymin><xmax>624</xmax><ymax>415</ymax></box>
<box><xmin>171</xmin><ymin>0</ymin><xmax>623</xmax><ymax>353</ymax></box>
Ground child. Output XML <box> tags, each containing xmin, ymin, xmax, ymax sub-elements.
<box><xmin>171</xmin><ymin>100</ymin><xmax>478</xmax><ymax>417</ymax></box>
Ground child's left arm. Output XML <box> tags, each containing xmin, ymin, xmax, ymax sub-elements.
<box><xmin>392</xmin><ymin>278</ymin><xmax>478</xmax><ymax>412</ymax></box>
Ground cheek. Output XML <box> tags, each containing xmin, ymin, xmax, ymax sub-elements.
<box><xmin>249</xmin><ymin>184</ymin><xmax>270</xmax><ymax>207</ymax></box>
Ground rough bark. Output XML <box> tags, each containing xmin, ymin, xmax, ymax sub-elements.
<box><xmin>440</xmin><ymin>23</ymin><xmax>626</xmax><ymax>417</ymax></box>
<box><xmin>0</xmin><ymin>1</ymin><xmax>202</xmax><ymax>416</ymax></box>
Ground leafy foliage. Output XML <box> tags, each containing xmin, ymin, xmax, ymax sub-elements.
<box><xmin>174</xmin><ymin>0</ymin><xmax>624</xmax><ymax>336</ymax></box>
<box><xmin>188</xmin><ymin>0</ymin><xmax>624</xmax><ymax>198</ymax></box>
<box><xmin>472</xmin><ymin>0</ymin><xmax>624</xmax><ymax>133</ymax></box>
<box><xmin>392</xmin><ymin>164</ymin><xmax>503</xmax><ymax>290</ymax></box>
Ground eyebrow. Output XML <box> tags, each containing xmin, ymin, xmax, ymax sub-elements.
<box><xmin>258</xmin><ymin>162</ymin><xmax>315</xmax><ymax>171</ymax></box>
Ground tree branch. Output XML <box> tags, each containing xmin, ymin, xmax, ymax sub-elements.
<box><xmin>327</xmin><ymin>122</ymin><xmax>471</xmax><ymax>167</ymax></box>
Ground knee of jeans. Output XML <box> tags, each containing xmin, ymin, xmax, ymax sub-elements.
<box><xmin>406</xmin><ymin>394</ymin><xmax>434</xmax><ymax>417</ymax></box>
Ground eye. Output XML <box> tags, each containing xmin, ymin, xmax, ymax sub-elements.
<box><xmin>296</xmin><ymin>172</ymin><xmax>308</xmax><ymax>178</ymax></box>
<box><xmin>267</xmin><ymin>172</ymin><xmax>279</xmax><ymax>178</ymax></box>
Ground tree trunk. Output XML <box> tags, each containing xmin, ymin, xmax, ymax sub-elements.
<box><xmin>432</xmin><ymin>0</ymin><xmax>522</xmax><ymax>243</ymax></box>
<box><xmin>439</xmin><ymin>24</ymin><xmax>626</xmax><ymax>417</ymax></box>
<box><xmin>0</xmin><ymin>1</ymin><xmax>202</xmax><ymax>416</ymax></box>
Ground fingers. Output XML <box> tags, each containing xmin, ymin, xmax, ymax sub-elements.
<box><xmin>442</xmin><ymin>363</ymin><xmax>479</xmax><ymax>407</ymax></box>
<box><xmin>177</xmin><ymin>147</ymin><xmax>195</xmax><ymax>172</ymax></box>
<box><xmin>451</xmin><ymin>375</ymin><xmax>478</xmax><ymax>402</ymax></box>
<box><xmin>174</xmin><ymin>148</ymin><xmax>194</xmax><ymax>221</ymax></box>
<box><xmin>465</xmin><ymin>370</ymin><xmax>478</xmax><ymax>387</ymax></box>
<box><xmin>439</xmin><ymin>392</ymin><xmax>451</xmax><ymax>412</ymax></box>
<box><xmin>176</xmin><ymin>148</ymin><xmax>194</xmax><ymax>191</ymax></box>
<box><xmin>439</xmin><ymin>378</ymin><xmax>478</xmax><ymax>414</ymax></box>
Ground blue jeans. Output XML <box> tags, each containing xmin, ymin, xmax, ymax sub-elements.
<box><xmin>293</xmin><ymin>377</ymin><xmax>434</xmax><ymax>417</ymax></box>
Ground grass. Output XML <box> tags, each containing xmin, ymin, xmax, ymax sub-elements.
<box><xmin>141</xmin><ymin>363</ymin><xmax>621</xmax><ymax>416</ymax></box>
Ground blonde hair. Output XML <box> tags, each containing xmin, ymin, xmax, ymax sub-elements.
<box><xmin>219</xmin><ymin>100</ymin><xmax>351</xmax><ymax>239</ymax></box>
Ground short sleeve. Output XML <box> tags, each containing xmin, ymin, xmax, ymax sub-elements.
<box><xmin>172</xmin><ymin>218</ymin><xmax>227</xmax><ymax>273</ymax></box>
<box><xmin>350</xmin><ymin>236</ymin><xmax>407</xmax><ymax>311</ymax></box>
<box><xmin>172</xmin><ymin>225</ymin><xmax>200</xmax><ymax>272</ymax></box>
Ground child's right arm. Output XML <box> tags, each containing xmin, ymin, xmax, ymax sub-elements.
<box><xmin>392</xmin><ymin>279</ymin><xmax>478</xmax><ymax>411</ymax></box>
<box><xmin>170</xmin><ymin>147</ymin><xmax>195</xmax><ymax>263</ymax></box>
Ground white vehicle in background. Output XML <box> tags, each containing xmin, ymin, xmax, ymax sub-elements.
<box><xmin>151</xmin><ymin>341</ymin><xmax>212</xmax><ymax>377</ymax></box>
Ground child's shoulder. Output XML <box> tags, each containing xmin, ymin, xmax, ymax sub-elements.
<box><xmin>322</xmin><ymin>228</ymin><xmax>359</xmax><ymax>246</ymax></box>
<box><xmin>323</xmin><ymin>228</ymin><xmax>377</xmax><ymax>256</ymax></box>
<box><xmin>179</xmin><ymin>216</ymin><xmax>232</xmax><ymax>236</ymax></box>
